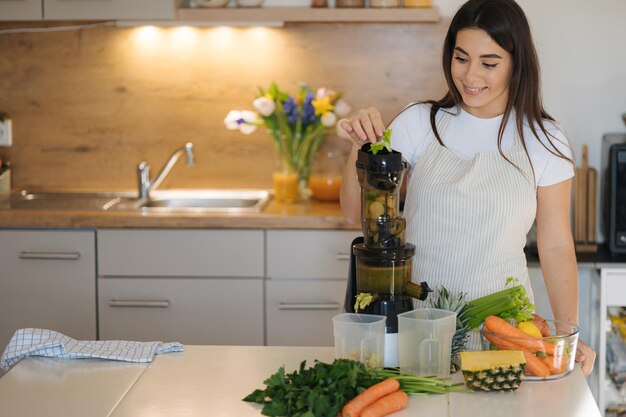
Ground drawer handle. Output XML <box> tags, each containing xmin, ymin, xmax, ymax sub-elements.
<box><xmin>278</xmin><ymin>303</ymin><xmax>340</xmax><ymax>310</ymax></box>
<box><xmin>108</xmin><ymin>300</ymin><xmax>170</xmax><ymax>308</ymax></box>
<box><xmin>19</xmin><ymin>251</ymin><xmax>81</xmax><ymax>260</ymax></box>
<box><xmin>335</xmin><ymin>253</ymin><xmax>350</xmax><ymax>261</ymax></box>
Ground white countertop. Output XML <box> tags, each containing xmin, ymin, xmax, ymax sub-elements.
<box><xmin>0</xmin><ymin>345</ymin><xmax>601</xmax><ymax>417</ymax></box>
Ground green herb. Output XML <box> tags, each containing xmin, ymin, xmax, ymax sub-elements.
<box><xmin>243</xmin><ymin>359</ymin><xmax>380</xmax><ymax>417</ymax></box>
<box><xmin>374</xmin><ymin>368</ymin><xmax>467</xmax><ymax>395</ymax></box>
<box><xmin>459</xmin><ymin>277</ymin><xmax>535</xmax><ymax>330</ymax></box>
<box><xmin>243</xmin><ymin>359</ymin><xmax>466</xmax><ymax>417</ymax></box>
<box><xmin>369</xmin><ymin>128</ymin><xmax>393</xmax><ymax>155</ymax></box>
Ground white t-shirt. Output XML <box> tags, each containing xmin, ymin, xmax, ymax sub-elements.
<box><xmin>389</xmin><ymin>103</ymin><xmax>574</xmax><ymax>187</ymax></box>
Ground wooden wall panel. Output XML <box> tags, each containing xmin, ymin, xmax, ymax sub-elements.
<box><xmin>0</xmin><ymin>21</ymin><xmax>448</xmax><ymax>191</ymax></box>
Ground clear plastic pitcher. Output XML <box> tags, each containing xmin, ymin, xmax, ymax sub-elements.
<box><xmin>333</xmin><ymin>313</ymin><xmax>386</xmax><ymax>368</ymax></box>
<box><xmin>398</xmin><ymin>308</ymin><xmax>456</xmax><ymax>378</ymax></box>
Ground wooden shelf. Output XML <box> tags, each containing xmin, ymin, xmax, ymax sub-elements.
<box><xmin>176</xmin><ymin>6</ymin><xmax>439</xmax><ymax>23</ymax></box>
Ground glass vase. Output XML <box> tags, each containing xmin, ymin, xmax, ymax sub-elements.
<box><xmin>309</xmin><ymin>150</ymin><xmax>344</xmax><ymax>202</ymax></box>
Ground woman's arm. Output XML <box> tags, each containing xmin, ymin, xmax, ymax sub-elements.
<box><xmin>536</xmin><ymin>178</ymin><xmax>596</xmax><ymax>375</ymax></box>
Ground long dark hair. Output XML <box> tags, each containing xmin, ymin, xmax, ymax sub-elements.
<box><xmin>426</xmin><ymin>0</ymin><xmax>573</xmax><ymax>177</ymax></box>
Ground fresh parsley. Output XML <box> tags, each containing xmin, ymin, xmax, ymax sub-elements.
<box><xmin>369</xmin><ymin>128</ymin><xmax>393</xmax><ymax>155</ymax></box>
<box><xmin>243</xmin><ymin>359</ymin><xmax>381</xmax><ymax>417</ymax></box>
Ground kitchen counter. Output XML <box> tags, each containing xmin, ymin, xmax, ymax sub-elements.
<box><xmin>0</xmin><ymin>198</ymin><xmax>358</xmax><ymax>230</ymax></box>
<box><xmin>0</xmin><ymin>345</ymin><xmax>601</xmax><ymax>417</ymax></box>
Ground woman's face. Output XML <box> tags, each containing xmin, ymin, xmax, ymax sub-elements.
<box><xmin>451</xmin><ymin>28</ymin><xmax>513</xmax><ymax>118</ymax></box>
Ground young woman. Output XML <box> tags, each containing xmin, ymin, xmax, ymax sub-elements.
<box><xmin>339</xmin><ymin>0</ymin><xmax>595</xmax><ymax>376</ymax></box>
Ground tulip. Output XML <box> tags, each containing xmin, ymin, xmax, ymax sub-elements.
<box><xmin>321</xmin><ymin>111</ymin><xmax>337</xmax><ymax>128</ymax></box>
<box><xmin>252</xmin><ymin>96</ymin><xmax>276</xmax><ymax>117</ymax></box>
<box><xmin>334</xmin><ymin>99</ymin><xmax>351</xmax><ymax>117</ymax></box>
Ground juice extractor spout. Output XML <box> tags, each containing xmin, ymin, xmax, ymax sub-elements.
<box><xmin>404</xmin><ymin>281</ymin><xmax>433</xmax><ymax>301</ymax></box>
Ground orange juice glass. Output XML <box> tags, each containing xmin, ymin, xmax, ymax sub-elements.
<box><xmin>273</xmin><ymin>171</ymin><xmax>299</xmax><ymax>203</ymax></box>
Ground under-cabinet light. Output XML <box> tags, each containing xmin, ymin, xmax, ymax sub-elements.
<box><xmin>116</xmin><ymin>20</ymin><xmax>285</xmax><ymax>28</ymax></box>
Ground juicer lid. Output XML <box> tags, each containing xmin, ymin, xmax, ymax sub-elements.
<box><xmin>356</xmin><ymin>144</ymin><xmax>405</xmax><ymax>174</ymax></box>
<box><xmin>353</xmin><ymin>242</ymin><xmax>416</xmax><ymax>260</ymax></box>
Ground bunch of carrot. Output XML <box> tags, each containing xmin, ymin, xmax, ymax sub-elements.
<box><xmin>482</xmin><ymin>315</ymin><xmax>567</xmax><ymax>378</ymax></box>
<box><xmin>341</xmin><ymin>378</ymin><xmax>408</xmax><ymax>417</ymax></box>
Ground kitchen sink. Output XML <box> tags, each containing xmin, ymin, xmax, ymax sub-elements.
<box><xmin>130</xmin><ymin>189</ymin><xmax>272</xmax><ymax>213</ymax></box>
<box><xmin>2</xmin><ymin>190</ymin><xmax>135</xmax><ymax>211</ymax></box>
<box><xmin>1</xmin><ymin>189</ymin><xmax>272</xmax><ymax>213</ymax></box>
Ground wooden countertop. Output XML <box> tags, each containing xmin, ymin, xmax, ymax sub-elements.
<box><xmin>0</xmin><ymin>345</ymin><xmax>601</xmax><ymax>417</ymax></box>
<box><xmin>0</xmin><ymin>198</ymin><xmax>359</xmax><ymax>230</ymax></box>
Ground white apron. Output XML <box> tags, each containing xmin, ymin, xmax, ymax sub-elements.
<box><xmin>404</xmin><ymin>111</ymin><xmax>537</xmax><ymax>349</ymax></box>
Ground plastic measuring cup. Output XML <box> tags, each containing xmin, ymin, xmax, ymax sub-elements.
<box><xmin>397</xmin><ymin>308</ymin><xmax>457</xmax><ymax>378</ymax></box>
<box><xmin>333</xmin><ymin>313</ymin><xmax>386</xmax><ymax>368</ymax></box>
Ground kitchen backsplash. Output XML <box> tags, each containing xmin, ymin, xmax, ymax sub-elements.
<box><xmin>0</xmin><ymin>21</ymin><xmax>448</xmax><ymax>190</ymax></box>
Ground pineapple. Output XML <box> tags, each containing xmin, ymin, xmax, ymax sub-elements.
<box><xmin>429</xmin><ymin>286</ymin><xmax>470</xmax><ymax>372</ymax></box>
<box><xmin>460</xmin><ymin>350</ymin><xmax>526</xmax><ymax>391</ymax></box>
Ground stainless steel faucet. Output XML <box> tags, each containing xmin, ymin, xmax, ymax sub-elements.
<box><xmin>137</xmin><ymin>142</ymin><xmax>195</xmax><ymax>200</ymax></box>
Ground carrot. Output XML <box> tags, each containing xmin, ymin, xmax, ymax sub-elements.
<box><xmin>360</xmin><ymin>390</ymin><xmax>409</xmax><ymax>417</ymax></box>
<box><xmin>484</xmin><ymin>315</ymin><xmax>555</xmax><ymax>355</ymax></box>
<box><xmin>541</xmin><ymin>355</ymin><xmax>567</xmax><ymax>375</ymax></box>
<box><xmin>482</xmin><ymin>323</ymin><xmax>525</xmax><ymax>351</ymax></box>
<box><xmin>521</xmin><ymin>348</ymin><xmax>551</xmax><ymax>378</ymax></box>
<box><xmin>483</xmin><ymin>323</ymin><xmax>550</xmax><ymax>378</ymax></box>
<box><xmin>342</xmin><ymin>378</ymin><xmax>400</xmax><ymax>417</ymax></box>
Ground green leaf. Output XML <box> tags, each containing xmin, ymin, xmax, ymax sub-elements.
<box><xmin>369</xmin><ymin>128</ymin><xmax>393</xmax><ymax>155</ymax></box>
<box><xmin>242</xmin><ymin>389</ymin><xmax>266</xmax><ymax>403</ymax></box>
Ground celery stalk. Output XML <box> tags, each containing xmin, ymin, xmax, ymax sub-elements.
<box><xmin>460</xmin><ymin>280</ymin><xmax>533</xmax><ymax>330</ymax></box>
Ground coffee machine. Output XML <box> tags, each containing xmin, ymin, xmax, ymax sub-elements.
<box><xmin>344</xmin><ymin>142</ymin><xmax>431</xmax><ymax>367</ymax></box>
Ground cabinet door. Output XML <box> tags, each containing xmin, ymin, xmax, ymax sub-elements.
<box><xmin>99</xmin><ymin>277</ymin><xmax>264</xmax><ymax>345</ymax></box>
<box><xmin>43</xmin><ymin>0</ymin><xmax>173</xmax><ymax>20</ymax></box>
<box><xmin>0</xmin><ymin>0</ymin><xmax>43</xmax><ymax>20</ymax></box>
<box><xmin>98</xmin><ymin>229</ymin><xmax>264</xmax><ymax>278</ymax></box>
<box><xmin>267</xmin><ymin>230</ymin><xmax>358</xmax><ymax>279</ymax></box>
<box><xmin>0</xmin><ymin>229</ymin><xmax>97</xmax><ymax>350</ymax></box>
<box><xmin>266</xmin><ymin>278</ymin><xmax>346</xmax><ymax>346</ymax></box>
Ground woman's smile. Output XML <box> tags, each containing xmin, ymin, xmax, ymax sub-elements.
<box><xmin>462</xmin><ymin>84</ymin><xmax>487</xmax><ymax>95</ymax></box>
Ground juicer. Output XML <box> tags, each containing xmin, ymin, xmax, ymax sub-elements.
<box><xmin>344</xmin><ymin>142</ymin><xmax>431</xmax><ymax>367</ymax></box>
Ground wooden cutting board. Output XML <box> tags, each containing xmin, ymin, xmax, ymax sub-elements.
<box><xmin>573</xmin><ymin>144</ymin><xmax>597</xmax><ymax>252</ymax></box>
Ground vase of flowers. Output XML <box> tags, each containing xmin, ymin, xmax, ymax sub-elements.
<box><xmin>225</xmin><ymin>82</ymin><xmax>350</xmax><ymax>203</ymax></box>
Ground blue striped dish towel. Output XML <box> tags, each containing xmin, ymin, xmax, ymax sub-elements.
<box><xmin>0</xmin><ymin>328</ymin><xmax>184</xmax><ymax>371</ymax></box>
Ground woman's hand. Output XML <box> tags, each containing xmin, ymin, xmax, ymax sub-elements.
<box><xmin>575</xmin><ymin>338</ymin><xmax>596</xmax><ymax>376</ymax></box>
<box><xmin>339</xmin><ymin>107</ymin><xmax>386</xmax><ymax>145</ymax></box>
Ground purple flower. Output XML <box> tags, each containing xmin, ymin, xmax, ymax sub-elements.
<box><xmin>283</xmin><ymin>97</ymin><xmax>298</xmax><ymax>125</ymax></box>
<box><xmin>302</xmin><ymin>93</ymin><xmax>316</xmax><ymax>126</ymax></box>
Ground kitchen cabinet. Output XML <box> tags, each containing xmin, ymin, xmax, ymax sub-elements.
<box><xmin>0</xmin><ymin>229</ymin><xmax>97</xmax><ymax>352</ymax></box>
<box><xmin>0</xmin><ymin>0</ymin><xmax>42</xmax><ymax>20</ymax></box>
<box><xmin>265</xmin><ymin>230</ymin><xmax>358</xmax><ymax>346</ymax></box>
<box><xmin>97</xmin><ymin>229</ymin><xmax>264</xmax><ymax>345</ymax></box>
<box><xmin>0</xmin><ymin>0</ymin><xmax>173</xmax><ymax>21</ymax></box>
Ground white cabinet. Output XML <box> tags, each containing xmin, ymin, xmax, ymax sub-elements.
<box><xmin>0</xmin><ymin>0</ymin><xmax>173</xmax><ymax>21</ymax></box>
<box><xmin>43</xmin><ymin>0</ymin><xmax>174</xmax><ymax>21</ymax></box>
<box><xmin>0</xmin><ymin>229</ymin><xmax>97</xmax><ymax>351</ymax></box>
<box><xmin>0</xmin><ymin>0</ymin><xmax>42</xmax><ymax>20</ymax></box>
<box><xmin>265</xmin><ymin>230</ymin><xmax>358</xmax><ymax>346</ymax></box>
<box><xmin>97</xmin><ymin>229</ymin><xmax>264</xmax><ymax>346</ymax></box>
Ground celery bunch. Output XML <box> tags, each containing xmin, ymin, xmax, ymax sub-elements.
<box><xmin>459</xmin><ymin>277</ymin><xmax>535</xmax><ymax>330</ymax></box>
